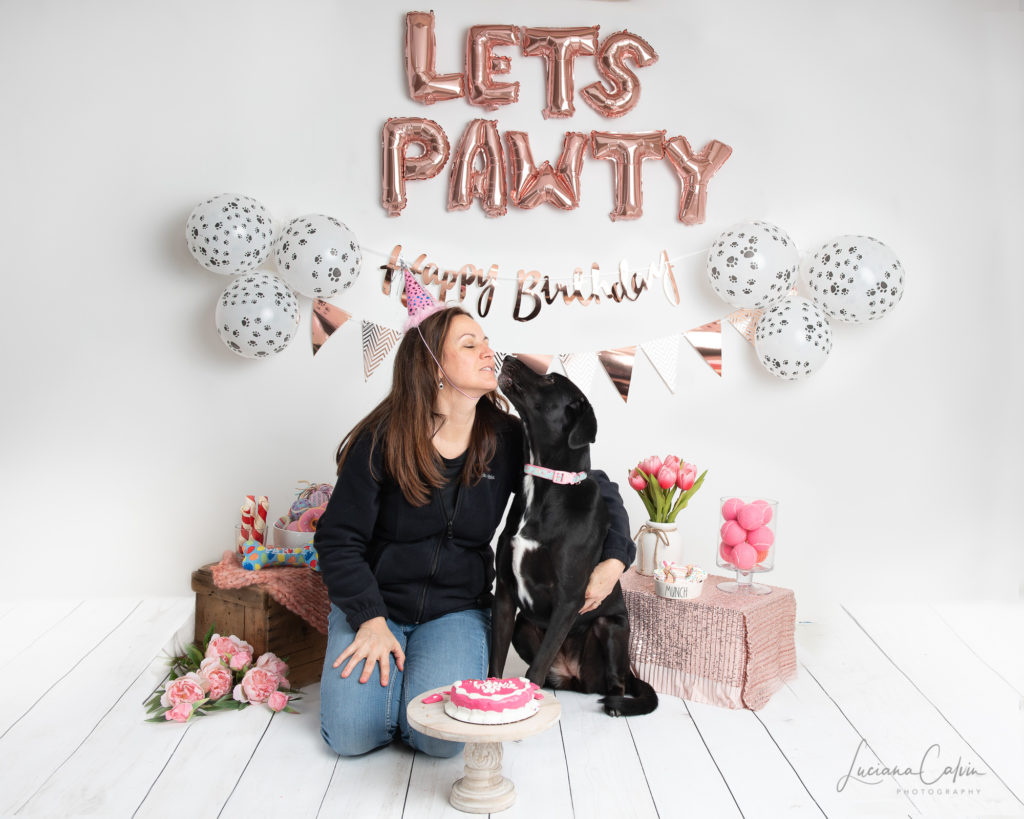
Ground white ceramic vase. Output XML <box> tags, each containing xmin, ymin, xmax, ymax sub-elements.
<box><xmin>634</xmin><ymin>521</ymin><xmax>684</xmax><ymax>576</ymax></box>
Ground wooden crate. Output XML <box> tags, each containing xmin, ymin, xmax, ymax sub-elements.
<box><xmin>191</xmin><ymin>564</ymin><xmax>327</xmax><ymax>690</ymax></box>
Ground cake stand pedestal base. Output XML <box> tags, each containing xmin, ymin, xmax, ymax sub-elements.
<box><xmin>406</xmin><ymin>686</ymin><xmax>562</xmax><ymax>814</ymax></box>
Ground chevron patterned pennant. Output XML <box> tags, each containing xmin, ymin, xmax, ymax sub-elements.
<box><xmin>683</xmin><ymin>319</ymin><xmax>723</xmax><ymax>376</ymax></box>
<box><xmin>639</xmin><ymin>336</ymin><xmax>681</xmax><ymax>393</ymax></box>
<box><xmin>361</xmin><ymin>321</ymin><xmax>402</xmax><ymax>381</ymax></box>
<box><xmin>560</xmin><ymin>352</ymin><xmax>599</xmax><ymax>390</ymax></box>
<box><xmin>725</xmin><ymin>308</ymin><xmax>762</xmax><ymax>346</ymax></box>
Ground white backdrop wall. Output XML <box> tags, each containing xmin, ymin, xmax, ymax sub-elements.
<box><xmin>1</xmin><ymin>0</ymin><xmax>1021</xmax><ymax>618</ymax></box>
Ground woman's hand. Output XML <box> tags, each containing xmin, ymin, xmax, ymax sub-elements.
<box><xmin>333</xmin><ymin>617</ymin><xmax>405</xmax><ymax>686</ymax></box>
<box><xmin>579</xmin><ymin>559</ymin><xmax>626</xmax><ymax>614</ymax></box>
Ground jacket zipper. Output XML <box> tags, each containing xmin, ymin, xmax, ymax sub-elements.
<box><xmin>413</xmin><ymin>482</ymin><xmax>464</xmax><ymax>624</ymax></box>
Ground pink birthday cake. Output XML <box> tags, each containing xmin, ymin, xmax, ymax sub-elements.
<box><xmin>443</xmin><ymin>677</ymin><xmax>541</xmax><ymax>725</ymax></box>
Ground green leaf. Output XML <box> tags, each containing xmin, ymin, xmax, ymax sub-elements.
<box><xmin>283</xmin><ymin>706</ymin><xmax>300</xmax><ymax>714</ymax></box>
<box><xmin>145</xmin><ymin>714</ymin><xmax>168</xmax><ymax>723</ymax></box>
<box><xmin>203</xmin><ymin>622</ymin><xmax>217</xmax><ymax>646</ymax></box>
<box><xmin>184</xmin><ymin>643</ymin><xmax>204</xmax><ymax>668</ymax></box>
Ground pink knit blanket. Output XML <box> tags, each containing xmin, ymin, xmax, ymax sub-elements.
<box><xmin>211</xmin><ymin>551</ymin><xmax>330</xmax><ymax>635</ymax></box>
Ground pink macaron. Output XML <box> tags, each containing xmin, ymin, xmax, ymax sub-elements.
<box><xmin>731</xmin><ymin>542</ymin><xmax>758</xmax><ymax>570</ymax></box>
<box><xmin>720</xmin><ymin>520</ymin><xmax>747</xmax><ymax>547</ymax></box>
<box><xmin>746</xmin><ymin>526</ymin><xmax>775</xmax><ymax>550</ymax></box>
<box><xmin>721</xmin><ymin>497</ymin><xmax>744</xmax><ymax>521</ymax></box>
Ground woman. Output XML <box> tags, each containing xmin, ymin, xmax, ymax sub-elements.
<box><xmin>316</xmin><ymin>279</ymin><xmax>634</xmax><ymax>758</ymax></box>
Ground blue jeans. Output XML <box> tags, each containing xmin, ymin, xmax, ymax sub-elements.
<box><xmin>320</xmin><ymin>604</ymin><xmax>490</xmax><ymax>758</ymax></box>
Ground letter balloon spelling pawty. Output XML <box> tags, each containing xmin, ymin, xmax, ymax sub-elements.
<box><xmin>273</xmin><ymin>215</ymin><xmax>362</xmax><ymax>299</ymax></box>
<box><xmin>186</xmin><ymin>194</ymin><xmax>275</xmax><ymax>275</ymax></box>
<box><xmin>706</xmin><ymin>221</ymin><xmax>801</xmax><ymax>310</ymax></box>
<box><xmin>801</xmin><ymin>236</ymin><xmax>905</xmax><ymax>323</ymax></box>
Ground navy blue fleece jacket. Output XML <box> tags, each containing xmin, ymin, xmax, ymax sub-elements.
<box><xmin>315</xmin><ymin>412</ymin><xmax>635</xmax><ymax>630</ymax></box>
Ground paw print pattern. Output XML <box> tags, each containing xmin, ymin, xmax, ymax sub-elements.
<box><xmin>186</xmin><ymin>194</ymin><xmax>274</xmax><ymax>275</ymax></box>
<box><xmin>754</xmin><ymin>296</ymin><xmax>833</xmax><ymax>380</ymax></box>
<box><xmin>707</xmin><ymin>221</ymin><xmax>799</xmax><ymax>310</ymax></box>
<box><xmin>215</xmin><ymin>272</ymin><xmax>300</xmax><ymax>359</ymax></box>
<box><xmin>803</xmin><ymin>235</ymin><xmax>904</xmax><ymax>323</ymax></box>
<box><xmin>273</xmin><ymin>214</ymin><xmax>362</xmax><ymax>299</ymax></box>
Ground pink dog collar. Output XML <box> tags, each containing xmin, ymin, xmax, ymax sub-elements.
<box><xmin>524</xmin><ymin>464</ymin><xmax>588</xmax><ymax>485</ymax></box>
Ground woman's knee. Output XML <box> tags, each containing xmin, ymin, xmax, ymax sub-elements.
<box><xmin>320</xmin><ymin>703</ymin><xmax>394</xmax><ymax>757</ymax></box>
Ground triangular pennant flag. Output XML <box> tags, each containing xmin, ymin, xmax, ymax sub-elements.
<box><xmin>493</xmin><ymin>351</ymin><xmax>506</xmax><ymax>380</ymax></box>
<box><xmin>597</xmin><ymin>346</ymin><xmax>636</xmax><ymax>402</ymax></box>
<box><xmin>559</xmin><ymin>353</ymin><xmax>598</xmax><ymax>390</ymax></box>
<box><xmin>726</xmin><ymin>308</ymin><xmax>762</xmax><ymax>346</ymax></box>
<box><xmin>311</xmin><ymin>300</ymin><xmax>352</xmax><ymax>355</ymax></box>
<box><xmin>515</xmin><ymin>353</ymin><xmax>554</xmax><ymax>375</ymax></box>
<box><xmin>639</xmin><ymin>336</ymin><xmax>680</xmax><ymax>393</ymax></box>
<box><xmin>683</xmin><ymin>320</ymin><xmax>723</xmax><ymax>377</ymax></box>
<box><xmin>361</xmin><ymin>321</ymin><xmax>402</xmax><ymax>381</ymax></box>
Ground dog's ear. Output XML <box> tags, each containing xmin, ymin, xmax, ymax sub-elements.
<box><xmin>566</xmin><ymin>398</ymin><xmax>597</xmax><ymax>449</ymax></box>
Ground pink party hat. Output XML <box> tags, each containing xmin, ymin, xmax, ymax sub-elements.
<box><xmin>403</xmin><ymin>268</ymin><xmax>446</xmax><ymax>331</ymax></box>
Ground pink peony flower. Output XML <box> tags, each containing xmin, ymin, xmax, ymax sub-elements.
<box><xmin>256</xmin><ymin>652</ymin><xmax>290</xmax><ymax>683</ymax></box>
<box><xmin>656</xmin><ymin>464</ymin><xmax>677</xmax><ymax>490</ymax></box>
<box><xmin>267</xmin><ymin>690</ymin><xmax>289</xmax><ymax>712</ymax></box>
<box><xmin>677</xmin><ymin>462</ymin><xmax>697</xmax><ymax>491</ymax></box>
<box><xmin>165</xmin><ymin>702</ymin><xmax>194</xmax><ymax>723</ymax></box>
<box><xmin>160</xmin><ymin>672</ymin><xmax>205</xmax><ymax>708</ymax></box>
<box><xmin>205</xmin><ymin>634</ymin><xmax>254</xmax><ymax>666</ymax></box>
<box><xmin>638</xmin><ymin>455</ymin><xmax>662</xmax><ymax>476</ymax></box>
<box><xmin>199</xmin><ymin>657</ymin><xmax>234</xmax><ymax>700</ymax></box>
<box><xmin>233</xmin><ymin>667</ymin><xmax>280</xmax><ymax>705</ymax></box>
<box><xmin>627</xmin><ymin>468</ymin><xmax>647</xmax><ymax>491</ymax></box>
<box><xmin>229</xmin><ymin>648</ymin><xmax>253</xmax><ymax>671</ymax></box>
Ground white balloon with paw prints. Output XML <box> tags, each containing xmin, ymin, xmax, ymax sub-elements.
<box><xmin>274</xmin><ymin>214</ymin><xmax>362</xmax><ymax>299</ymax></box>
<box><xmin>215</xmin><ymin>272</ymin><xmax>300</xmax><ymax>359</ymax></box>
<box><xmin>706</xmin><ymin>220</ymin><xmax>800</xmax><ymax>310</ymax></box>
<box><xmin>754</xmin><ymin>296</ymin><xmax>833</xmax><ymax>380</ymax></box>
<box><xmin>801</xmin><ymin>235</ymin><xmax>904</xmax><ymax>323</ymax></box>
<box><xmin>186</xmin><ymin>193</ymin><xmax>274</xmax><ymax>275</ymax></box>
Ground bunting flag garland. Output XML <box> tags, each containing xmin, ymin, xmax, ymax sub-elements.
<box><xmin>560</xmin><ymin>352</ymin><xmax>599</xmax><ymax>390</ymax></box>
<box><xmin>683</xmin><ymin>319</ymin><xmax>723</xmax><ymax>376</ymax></box>
<box><xmin>639</xmin><ymin>336</ymin><xmax>681</xmax><ymax>393</ymax></box>
<box><xmin>493</xmin><ymin>351</ymin><xmax>506</xmax><ymax>379</ymax></box>
<box><xmin>361</xmin><ymin>321</ymin><xmax>402</xmax><ymax>381</ymax></box>
<box><xmin>515</xmin><ymin>353</ymin><xmax>554</xmax><ymax>375</ymax></box>
<box><xmin>725</xmin><ymin>308</ymin><xmax>762</xmax><ymax>345</ymax></box>
<box><xmin>597</xmin><ymin>346</ymin><xmax>637</xmax><ymax>402</ymax></box>
<box><xmin>311</xmin><ymin>300</ymin><xmax>352</xmax><ymax>355</ymax></box>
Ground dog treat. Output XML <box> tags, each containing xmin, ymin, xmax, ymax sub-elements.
<box><xmin>275</xmin><ymin>483</ymin><xmax>334</xmax><ymax>540</ymax></box>
<box><xmin>240</xmin><ymin>495</ymin><xmax>256</xmax><ymax>547</ymax></box>
<box><xmin>444</xmin><ymin>678</ymin><xmax>541</xmax><ymax>724</ymax></box>
<box><xmin>253</xmin><ymin>496</ymin><xmax>269</xmax><ymax>545</ymax></box>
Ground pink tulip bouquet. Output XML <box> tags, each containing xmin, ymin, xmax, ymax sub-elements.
<box><xmin>145</xmin><ymin>624</ymin><xmax>300</xmax><ymax>723</ymax></box>
<box><xmin>628</xmin><ymin>455</ymin><xmax>708</xmax><ymax>523</ymax></box>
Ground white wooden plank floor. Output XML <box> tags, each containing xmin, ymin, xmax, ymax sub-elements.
<box><xmin>2</xmin><ymin>598</ymin><xmax>1022</xmax><ymax>819</ymax></box>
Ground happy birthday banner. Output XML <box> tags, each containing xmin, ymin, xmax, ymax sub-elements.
<box><xmin>382</xmin><ymin>12</ymin><xmax>732</xmax><ymax>223</ymax></box>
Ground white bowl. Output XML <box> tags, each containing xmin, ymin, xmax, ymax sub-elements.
<box><xmin>654</xmin><ymin>577</ymin><xmax>705</xmax><ymax>599</ymax></box>
<box><xmin>273</xmin><ymin>525</ymin><xmax>315</xmax><ymax>550</ymax></box>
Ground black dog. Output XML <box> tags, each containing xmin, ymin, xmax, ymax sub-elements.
<box><xmin>490</xmin><ymin>356</ymin><xmax>657</xmax><ymax>717</ymax></box>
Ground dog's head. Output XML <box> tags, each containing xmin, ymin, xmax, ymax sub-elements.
<box><xmin>498</xmin><ymin>356</ymin><xmax>597</xmax><ymax>462</ymax></box>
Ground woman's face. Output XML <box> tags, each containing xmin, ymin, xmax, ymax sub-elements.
<box><xmin>439</xmin><ymin>314</ymin><xmax>497</xmax><ymax>394</ymax></box>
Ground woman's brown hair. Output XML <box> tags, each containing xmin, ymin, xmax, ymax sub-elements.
<box><xmin>334</xmin><ymin>306</ymin><xmax>509</xmax><ymax>506</ymax></box>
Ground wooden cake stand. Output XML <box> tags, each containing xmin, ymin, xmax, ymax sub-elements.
<box><xmin>405</xmin><ymin>685</ymin><xmax>562</xmax><ymax>814</ymax></box>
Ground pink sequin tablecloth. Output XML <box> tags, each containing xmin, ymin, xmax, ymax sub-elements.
<box><xmin>621</xmin><ymin>569</ymin><xmax>797</xmax><ymax>710</ymax></box>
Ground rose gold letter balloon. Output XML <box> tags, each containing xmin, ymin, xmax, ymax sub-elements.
<box><xmin>447</xmin><ymin>119</ymin><xmax>508</xmax><ymax>218</ymax></box>
<box><xmin>381</xmin><ymin>117</ymin><xmax>451</xmax><ymax>217</ymax></box>
<box><xmin>581</xmin><ymin>31</ymin><xmax>658</xmax><ymax>119</ymax></box>
<box><xmin>506</xmin><ymin>131</ymin><xmax>586</xmax><ymax>210</ymax></box>
<box><xmin>664</xmin><ymin>136</ymin><xmax>733</xmax><ymax>225</ymax></box>
<box><xmin>590</xmin><ymin>130</ymin><xmax>665</xmax><ymax>221</ymax></box>
<box><xmin>405</xmin><ymin>11</ymin><xmax>464</xmax><ymax>104</ymax></box>
<box><xmin>521</xmin><ymin>26</ymin><xmax>599</xmax><ymax>119</ymax></box>
<box><xmin>466</xmin><ymin>25</ymin><xmax>521</xmax><ymax>109</ymax></box>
